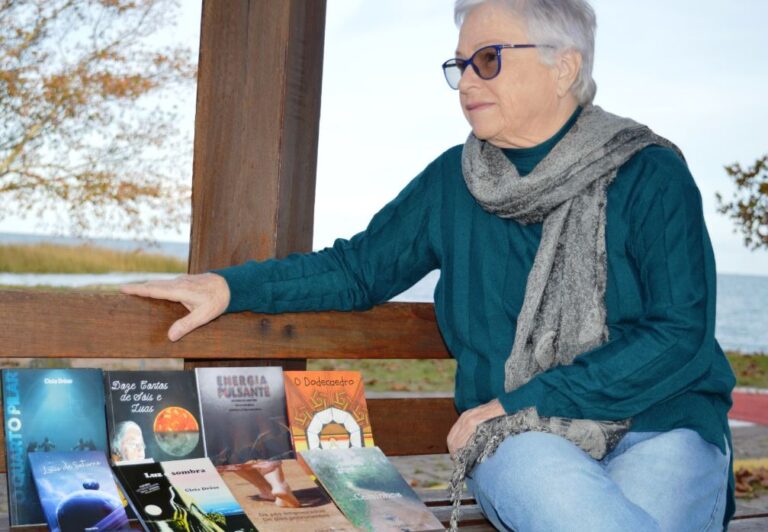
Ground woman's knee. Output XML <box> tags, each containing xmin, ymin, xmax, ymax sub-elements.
<box><xmin>467</xmin><ymin>431</ymin><xmax>659</xmax><ymax>531</ymax></box>
<box><xmin>469</xmin><ymin>431</ymin><xmax>602</xmax><ymax>503</ymax></box>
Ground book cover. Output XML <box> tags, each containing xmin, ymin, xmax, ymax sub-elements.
<box><xmin>301</xmin><ymin>447</ymin><xmax>444</xmax><ymax>532</ymax></box>
<box><xmin>2</xmin><ymin>368</ymin><xmax>109</xmax><ymax>526</ymax></box>
<box><xmin>27</xmin><ymin>450</ymin><xmax>129</xmax><ymax>532</ymax></box>
<box><xmin>219</xmin><ymin>459</ymin><xmax>357</xmax><ymax>532</ymax></box>
<box><xmin>283</xmin><ymin>371</ymin><xmax>374</xmax><ymax>453</ymax></box>
<box><xmin>105</xmin><ymin>371</ymin><xmax>204</xmax><ymax>464</ymax></box>
<box><xmin>161</xmin><ymin>458</ymin><xmax>255</xmax><ymax>532</ymax></box>
<box><xmin>195</xmin><ymin>366</ymin><xmax>292</xmax><ymax>464</ymax></box>
<box><xmin>113</xmin><ymin>461</ymin><xmax>230</xmax><ymax>532</ymax></box>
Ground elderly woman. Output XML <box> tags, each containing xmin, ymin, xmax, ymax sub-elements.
<box><xmin>123</xmin><ymin>0</ymin><xmax>735</xmax><ymax>530</ymax></box>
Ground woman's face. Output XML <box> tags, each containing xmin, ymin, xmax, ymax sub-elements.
<box><xmin>457</xmin><ymin>3</ymin><xmax>566</xmax><ymax>148</ymax></box>
<box><xmin>120</xmin><ymin>425</ymin><xmax>146</xmax><ymax>461</ymax></box>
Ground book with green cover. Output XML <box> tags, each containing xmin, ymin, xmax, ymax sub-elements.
<box><xmin>301</xmin><ymin>446</ymin><xmax>443</xmax><ymax>532</ymax></box>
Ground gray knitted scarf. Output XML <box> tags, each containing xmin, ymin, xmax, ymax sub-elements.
<box><xmin>448</xmin><ymin>105</ymin><xmax>682</xmax><ymax>530</ymax></box>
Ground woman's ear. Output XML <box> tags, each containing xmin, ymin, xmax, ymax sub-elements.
<box><xmin>555</xmin><ymin>49</ymin><xmax>582</xmax><ymax>98</ymax></box>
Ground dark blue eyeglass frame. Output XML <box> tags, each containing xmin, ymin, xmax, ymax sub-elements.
<box><xmin>441</xmin><ymin>43</ymin><xmax>554</xmax><ymax>90</ymax></box>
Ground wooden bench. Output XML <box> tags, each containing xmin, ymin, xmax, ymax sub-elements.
<box><xmin>0</xmin><ymin>290</ymin><xmax>474</xmax><ymax>530</ymax></box>
<box><xmin>2</xmin><ymin>290</ymin><xmax>768</xmax><ymax>530</ymax></box>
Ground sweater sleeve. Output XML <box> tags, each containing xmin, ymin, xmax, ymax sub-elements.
<box><xmin>212</xmin><ymin>159</ymin><xmax>442</xmax><ymax>314</ymax></box>
<box><xmin>498</xmin><ymin>149</ymin><xmax>719</xmax><ymax>419</ymax></box>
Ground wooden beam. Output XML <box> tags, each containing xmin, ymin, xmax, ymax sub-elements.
<box><xmin>189</xmin><ymin>0</ymin><xmax>326</xmax><ymax>272</ymax></box>
<box><xmin>0</xmin><ymin>290</ymin><xmax>448</xmax><ymax>360</ymax></box>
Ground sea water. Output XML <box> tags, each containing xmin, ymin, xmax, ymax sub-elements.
<box><xmin>2</xmin><ymin>233</ymin><xmax>767</xmax><ymax>353</ymax></box>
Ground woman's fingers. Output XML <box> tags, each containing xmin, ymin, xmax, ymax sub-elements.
<box><xmin>447</xmin><ymin>413</ymin><xmax>470</xmax><ymax>455</ymax></box>
<box><xmin>447</xmin><ymin>400</ymin><xmax>506</xmax><ymax>456</ymax></box>
<box><xmin>168</xmin><ymin>306</ymin><xmax>211</xmax><ymax>342</ymax></box>
<box><xmin>120</xmin><ymin>277</ymin><xmax>190</xmax><ymax>303</ymax></box>
<box><xmin>121</xmin><ymin>273</ymin><xmax>231</xmax><ymax>342</ymax></box>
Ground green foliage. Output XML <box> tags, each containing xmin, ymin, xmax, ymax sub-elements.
<box><xmin>717</xmin><ymin>155</ymin><xmax>768</xmax><ymax>250</ymax></box>
<box><xmin>206</xmin><ymin>513</ymin><xmax>226</xmax><ymax>527</ymax></box>
<box><xmin>0</xmin><ymin>243</ymin><xmax>185</xmax><ymax>273</ymax></box>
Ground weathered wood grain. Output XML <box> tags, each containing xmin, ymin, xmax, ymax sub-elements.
<box><xmin>368</xmin><ymin>397</ymin><xmax>458</xmax><ymax>456</ymax></box>
<box><xmin>189</xmin><ymin>0</ymin><xmax>326</xmax><ymax>272</ymax></box>
<box><xmin>0</xmin><ymin>290</ymin><xmax>448</xmax><ymax>360</ymax></box>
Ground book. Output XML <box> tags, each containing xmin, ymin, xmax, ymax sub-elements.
<box><xmin>283</xmin><ymin>371</ymin><xmax>374</xmax><ymax>453</ymax></box>
<box><xmin>219</xmin><ymin>459</ymin><xmax>356</xmax><ymax>532</ymax></box>
<box><xmin>161</xmin><ymin>458</ymin><xmax>255</xmax><ymax>532</ymax></box>
<box><xmin>195</xmin><ymin>366</ymin><xmax>292</xmax><ymax>464</ymax></box>
<box><xmin>27</xmin><ymin>450</ymin><xmax>129</xmax><ymax>532</ymax></box>
<box><xmin>301</xmin><ymin>447</ymin><xmax>444</xmax><ymax>532</ymax></box>
<box><xmin>2</xmin><ymin>368</ymin><xmax>109</xmax><ymax>526</ymax></box>
<box><xmin>105</xmin><ymin>370</ymin><xmax>205</xmax><ymax>464</ymax></box>
<box><xmin>114</xmin><ymin>458</ymin><xmax>255</xmax><ymax>532</ymax></box>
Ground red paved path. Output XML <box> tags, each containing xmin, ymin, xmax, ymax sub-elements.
<box><xmin>730</xmin><ymin>391</ymin><xmax>768</xmax><ymax>425</ymax></box>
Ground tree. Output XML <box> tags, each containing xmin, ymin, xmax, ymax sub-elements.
<box><xmin>716</xmin><ymin>155</ymin><xmax>768</xmax><ymax>250</ymax></box>
<box><xmin>0</xmin><ymin>0</ymin><xmax>196</xmax><ymax>238</ymax></box>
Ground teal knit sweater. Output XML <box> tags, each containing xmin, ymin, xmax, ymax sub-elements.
<box><xmin>215</xmin><ymin>110</ymin><xmax>736</xmax><ymax>526</ymax></box>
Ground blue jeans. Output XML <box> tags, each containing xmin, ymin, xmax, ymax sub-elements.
<box><xmin>465</xmin><ymin>428</ymin><xmax>730</xmax><ymax>532</ymax></box>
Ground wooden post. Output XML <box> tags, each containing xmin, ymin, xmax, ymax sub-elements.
<box><xmin>189</xmin><ymin>0</ymin><xmax>326</xmax><ymax>273</ymax></box>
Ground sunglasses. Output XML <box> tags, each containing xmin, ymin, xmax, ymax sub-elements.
<box><xmin>442</xmin><ymin>43</ymin><xmax>553</xmax><ymax>90</ymax></box>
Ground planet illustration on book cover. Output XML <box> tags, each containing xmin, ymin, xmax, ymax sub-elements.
<box><xmin>153</xmin><ymin>406</ymin><xmax>200</xmax><ymax>457</ymax></box>
<box><xmin>56</xmin><ymin>480</ymin><xmax>126</xmax><ymax>531</ymax></box>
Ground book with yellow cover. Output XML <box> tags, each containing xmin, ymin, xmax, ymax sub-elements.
<box><xmin>283</xmin><ymin>371</ymin><xmax>374</xmax><ymax>453</ymax></box>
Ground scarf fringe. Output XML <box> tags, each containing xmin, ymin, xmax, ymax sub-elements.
<box><xmin>448</xmin><ymin>409</ymin><xmax>630</xmax><ymax>531</ymax></box>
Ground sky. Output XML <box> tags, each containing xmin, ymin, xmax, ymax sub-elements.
<box><xmin>2</xmin><ymin>0</ymin><xmax>767</xmax><ymax>276</ymax></box>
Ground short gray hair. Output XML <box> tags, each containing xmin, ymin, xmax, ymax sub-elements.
<box><xmin>454</xmin><ymin>0</ymin><xmax>597</xmax><ymax>104</ymax></box>
<box><xmin>111</xmin><ymin>420</ymin><xmax>143</xmax><ymax>458</ymax></box>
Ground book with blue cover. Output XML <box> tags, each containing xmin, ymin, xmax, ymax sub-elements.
<box><xmin>27</xmin><ymin>450</ymin><xmax>129</xmax><ymax>532</ymax></box>
<box><xmin>105</xmin><ymin>370</ymin><xmax>205</xmax><ymax>464</ymax></box>
<box><xmin>2</xmin><ymin>368</ymin><xmax>109</xmax><ymax>526</ymax></box>
<box><xmin>195</xmin><ymin>366</ymin><xmax>293</xmax><ymax>464</ymax></box>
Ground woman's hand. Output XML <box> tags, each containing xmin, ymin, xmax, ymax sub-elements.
<box><xmin>120</xmin><ymin>273</ymin><xmax>230</xmax><ymax>342</ymax></box>
<box><xmin>447</xmin><ymin>398</ymin><xmax>505</xmax><ymax>456</ymax></box>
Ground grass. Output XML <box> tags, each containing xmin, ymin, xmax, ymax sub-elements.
<box><xmin>307</xmin><ymin>352</ymin><xmax>768</xmax><ymax>393</ymax></box>
<box><xmin>306</xmin><ymin>359</ymin><xmax>456</xmax><ymax>393</ymax></box>
<box><xmin>0</xmin><ymin>243</ymin><xmax>186</xmax><ymax>273</ymax></box>
<box><xmin>726</xmin><ymin>352</ymin><xmax>768</xmax><ymax>388</ymax></box>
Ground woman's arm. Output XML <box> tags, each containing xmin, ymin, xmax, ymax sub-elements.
<box><xmin>214</xmin><ymin>162</ymin><xmax>442</xmax><ymax>314</ymax></box>
<box><xmin>122</xmin><ymin>156</ymin><xmax>445</xmax><ymax>340</ymax></box>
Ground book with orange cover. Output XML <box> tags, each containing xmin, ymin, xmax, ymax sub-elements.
<box><xmin>283</xmin><ymin>371</ymin><xmax>374</xmax><ymax>453</ymax></box>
